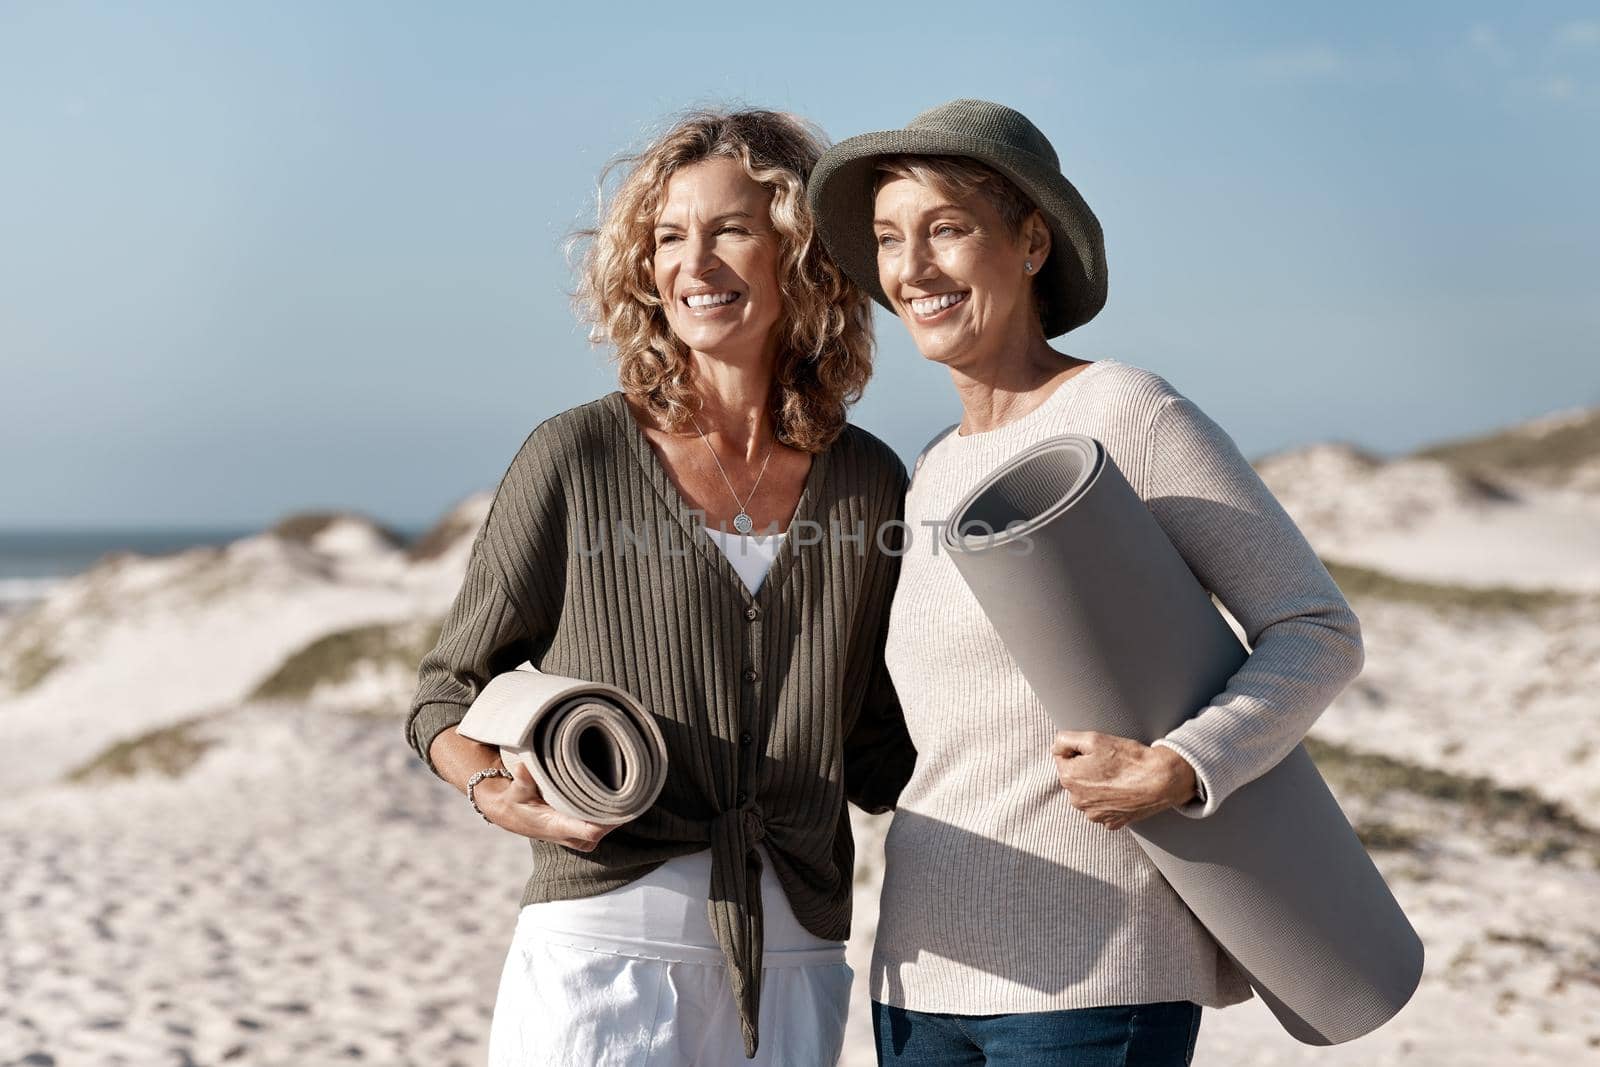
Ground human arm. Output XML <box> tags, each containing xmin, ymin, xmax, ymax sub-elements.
<box><xmin>842</xmin><ymin>461</ymin><xmax>917</xmax><ymax>814</ymax></box>
<box><xmin>844</xmin><ymin>643</ymin><xmax>917</xmax><ymax>814</ymax></box>
<box><xmin>1137</xmin><ymin>393</ymin><xmax>1364</xmax><ymax>819</ymax></box>
<box><xmin>404</xmin><ymin>426</ymin><xmax>612</xmax><ymax>848</ymax></box>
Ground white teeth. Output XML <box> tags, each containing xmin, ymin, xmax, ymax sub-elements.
<box><xmin>911</xmin><ymin>292</ymin><xmax>967</xmax><ymax>315</ymax></box>
<box><xmin>686</xmin><ymin>291</ymin><xmax>739</xmax><ymax>309</ymax></box>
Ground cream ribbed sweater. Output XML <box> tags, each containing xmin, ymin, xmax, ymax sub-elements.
<box><xmin>872</xmin><ymin>357</ymin><xmax>1364</xmax><ymax>1013</ymax></box>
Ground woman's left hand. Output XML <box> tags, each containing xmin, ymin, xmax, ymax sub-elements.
<box><xmin>1050</xmin><ymin>731</ymin><xmax>1198</xmax><ymax>831</ymax></box>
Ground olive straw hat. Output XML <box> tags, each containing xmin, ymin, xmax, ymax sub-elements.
<box><xmin>807</xmin><ymin>98</ymin><xmax>1107</xmax><ymax>339</ymax></box>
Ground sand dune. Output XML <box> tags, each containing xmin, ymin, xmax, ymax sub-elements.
<box><xmin>1256</xmin><ymin>414</ymin><xmax>1600</xmax><ymax>593</ymax></box>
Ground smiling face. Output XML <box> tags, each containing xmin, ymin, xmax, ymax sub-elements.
<box><xmin>873</xmin><ymin>173</ymin><xmax>1046</xmax><ymax>368</ymax></box>
<box><xmin>652</xmin><ymin>157</ymin><xmax>784</xmax><ymax>365</ymax></box>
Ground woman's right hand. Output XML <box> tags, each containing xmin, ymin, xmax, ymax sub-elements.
<box><xmin>476</xmin><ymin>760</ymin><xmax>614</xmax><ymax>853</ymax></box>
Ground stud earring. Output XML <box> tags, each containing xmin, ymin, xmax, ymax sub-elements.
<box><xmin>1024</xmin><ymin>260</ymin><xmax>1033</xmax><ymax>274</ymax></box>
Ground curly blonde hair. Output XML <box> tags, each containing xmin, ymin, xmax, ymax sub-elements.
<box><xmin>573</xmin><ymin>108</ymin><xmax>874</xmax><ymax>453</ymax></box>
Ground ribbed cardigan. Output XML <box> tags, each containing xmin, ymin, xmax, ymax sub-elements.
<box><xmin>404</xmin><ymin>390</ymin><xmax>914</xmax><ymax>1057</ymax></box>
<box><xmin>873</xmin><ymin>358</ymin><xmax>1365</xmax><ymax>1014</ymax></box>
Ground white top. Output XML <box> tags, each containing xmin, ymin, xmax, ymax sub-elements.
<box><xmin>516</xmin><ymin>848</ymin><xmax>842</xmax><ymax>964</ymax></box>
<box><xmin>873</xmin><ymin>358</ymin><xmax>1365</xmax><ymax>1013</ymax></box>
<box><xmin>701</xmin><ymin>525</ymin><xmax>786</xmax><ymax>596</ymax></box>
<box><xmin>519</xmin><ymin>525</ymin><xmax>837</xmax><ymax>962</ymax></box>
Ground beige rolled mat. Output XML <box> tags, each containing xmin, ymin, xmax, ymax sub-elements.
<box><xmin>457</xmin><ymin>667</ymin><xmax>668</xmax><ymax>826</ymax></box>
<box><xmin>940</xmin><ymin>434</ymin><xmax>1422</xmax><ymax>1045</ymax></box>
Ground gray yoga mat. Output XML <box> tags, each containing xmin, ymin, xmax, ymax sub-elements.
<box><xmin>940</xmin><ymin>434</ymin><xmax>1422</xmax><ymax>1045</ymax></box>
<box><xmin>457</xmin><ymin>667</ymin><xmax>668</xmax><ymax>826</ymax></box>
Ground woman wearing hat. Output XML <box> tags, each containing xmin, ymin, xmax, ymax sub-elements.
<box><xmin>808</xmin><ymin>100</ymin><xmax>1365</xmax><ymax>1065</ymax></box>
<box><xmin>406</xmin><ymin>108</ymin><xmax>915</xmax><ymax>1065</ymax></box>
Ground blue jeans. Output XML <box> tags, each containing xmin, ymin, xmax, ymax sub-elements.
<box><xmin>872</xmin><ymin>999</ymin><xmax>1202</xmax><ymax>1066</ymax></box>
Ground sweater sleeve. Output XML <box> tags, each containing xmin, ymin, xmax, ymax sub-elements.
<box><xmin>843</xmin><ymin>462</ymin><xmax>918</xmax><ymax>813</ymax></box>
<box><xmin>845</xmin><ymin>650</ymin><xmax>916</xmax><ymax>813</ymax></box>
<box><xmin>1141</xmin><ymin>394</ymin><xmax>1364</xmax><ymax>819</ymax></box>
<box><xmin>404</xmin><ymin>428</ymin><xmax>568</xmax><ymax>780</ymax></box>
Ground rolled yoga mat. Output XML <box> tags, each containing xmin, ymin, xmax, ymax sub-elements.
<box><xmin>940</xmin><ymin>434</ymin><xmax>1422</xmax><ymax>1045</ymax></box>
<box><xmin>457</xmin><ymin>667</ymin><xmax>668</xmax><ymax>826</ymax></box>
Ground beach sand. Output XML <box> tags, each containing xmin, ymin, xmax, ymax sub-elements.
<box><xmin>3</xmin><ymin>700</ymin><xmax>1596</xmax><ymax>1065</ymax></box>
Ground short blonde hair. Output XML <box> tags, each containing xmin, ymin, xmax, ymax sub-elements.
<box><xmin>874</xmin><ymin>154</ymin><xmax>1038</xmax><ymax>235</ymax></box>
<box><xmin>574</xmin><ymin>109</ymin><xmax>874</xmax><ymax>453</ymax></box>
<box><xmin>873</xmin><ymin>154</ymin><xmax>1048</xmax><ymax>331</ymax></box>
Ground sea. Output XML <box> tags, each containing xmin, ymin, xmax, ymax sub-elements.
<box><xmin>0</xmin><ymin>527</ymin><xmax>266</xmax><ymax>620</ymax></box>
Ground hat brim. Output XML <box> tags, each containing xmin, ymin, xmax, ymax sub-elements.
<box><xmin>808</xmin><ymin>127</ymin><xmax>1107</xmax><ymax>339</ymax></box>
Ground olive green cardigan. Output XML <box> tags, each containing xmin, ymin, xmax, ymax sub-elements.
<box><xmin>404</xmin><ymin>390</ymin><xmax>915</xmax><ymax>1057</ymax></box>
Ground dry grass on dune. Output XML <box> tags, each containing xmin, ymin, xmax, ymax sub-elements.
<box><xmin>248</xmin><ymin>619</ymin><xmax>443</xmax><ymax>703</ymax></box>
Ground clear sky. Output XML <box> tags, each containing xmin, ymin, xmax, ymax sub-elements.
<box><xmin>3</xmin><ymin>1</ymin><xmax>1597</xmax><ymax>528</ymax></box>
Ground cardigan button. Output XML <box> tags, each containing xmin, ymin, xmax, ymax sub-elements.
<box><xmin>740</xmin><ymin>731</ymin><xmax>753</xmax><ymax>746</ymax></box>
<box><xmin>745</xmin><ymin>606</ymin><xmax>759</xmax><ymax>621</ymax></box>
<box><xmin>736</xmin><ymin>790</ymin><xmax>748</xmax><ymax>805</ymax></box>
<box><xmin>742</xmin><ymin>667</ymin><xmax>758</xmax><ymax>683</ymax></box>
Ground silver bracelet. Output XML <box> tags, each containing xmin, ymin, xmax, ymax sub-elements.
<box><xmin>466</xmin><ymin>767</ymin><xmax>514</xmax><ymax>822</ymax></box>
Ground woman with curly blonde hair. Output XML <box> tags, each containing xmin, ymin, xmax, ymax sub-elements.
<box><xmin>406</xmin><ymin>107</ymin><xmax>916</xmax><ymax>1065</ymax></box>
<box><xmin>579</xmin><ymin>110</ymin><xmax>875</xmax><ymax>454</ymax></box>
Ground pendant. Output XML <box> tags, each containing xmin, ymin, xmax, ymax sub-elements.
<box><xmin>733</xmin><ymin>512</ymin><xmax>754</xmax><ymax>534</ymax></box>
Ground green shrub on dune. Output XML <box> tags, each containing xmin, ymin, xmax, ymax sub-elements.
<box><xmin>404</xmin><ymin>501</ymin><xmax>486</xmax><ymax>562</ymax></box>
<box><xmin>248</xmin><ymin>618</ymin><xmax>443</xmax><ymax>703</ymax></box>
<box><xmin>68</xmin><ymin>716</ymin><xmax>218</xmax><ymax>782</ymax></box>
<box><xmin>1321</xmin><ymin>559</ymin><xmax>1573</xmax><ymax>614</ymax></box>
<box><xmin>4</xmin><ymin>628</ymin><xmax>64</xmax><ymax>694</ymax></box>
<box><xmin>1307</xmin><ymin>736</ymin><xmax>1600</xmax><ymax>868</ymax></box>
<box><xmin>268</xmin><ymin>511</ymin><xmax>406</xmax><ymax>549</ymax></box>
<box><xmin>1416</xmin><ymin>408</ymin><xmax>1600</xmax><ymax>485</ymax></box>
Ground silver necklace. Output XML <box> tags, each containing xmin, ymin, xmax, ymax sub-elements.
<box><xmin>690</xmin><ymin>415</ymin><xmax>774</xmax><ymax>535</ymax></box>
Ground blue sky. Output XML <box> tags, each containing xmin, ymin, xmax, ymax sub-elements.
<box><xmin>3</xmin><ymin>2</ymin><xmax>1597</xmax><ymax>528</ymax></box>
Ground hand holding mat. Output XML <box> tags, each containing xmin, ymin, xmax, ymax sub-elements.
<box><xmin>457</xmin><ymin>667</ymin><xmax>668</xmax><ymax>826</ymax></box>
<box><xmin>941</xmin><ymin>434</ymin><xmax>1422</xmax><ymax>1045</ymax></box>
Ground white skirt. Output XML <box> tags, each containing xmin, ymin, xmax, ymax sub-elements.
<box><xmin>487</xmin><ymin>848</ymin><xmax>852</xmax><ymax>1066</ymax></box>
